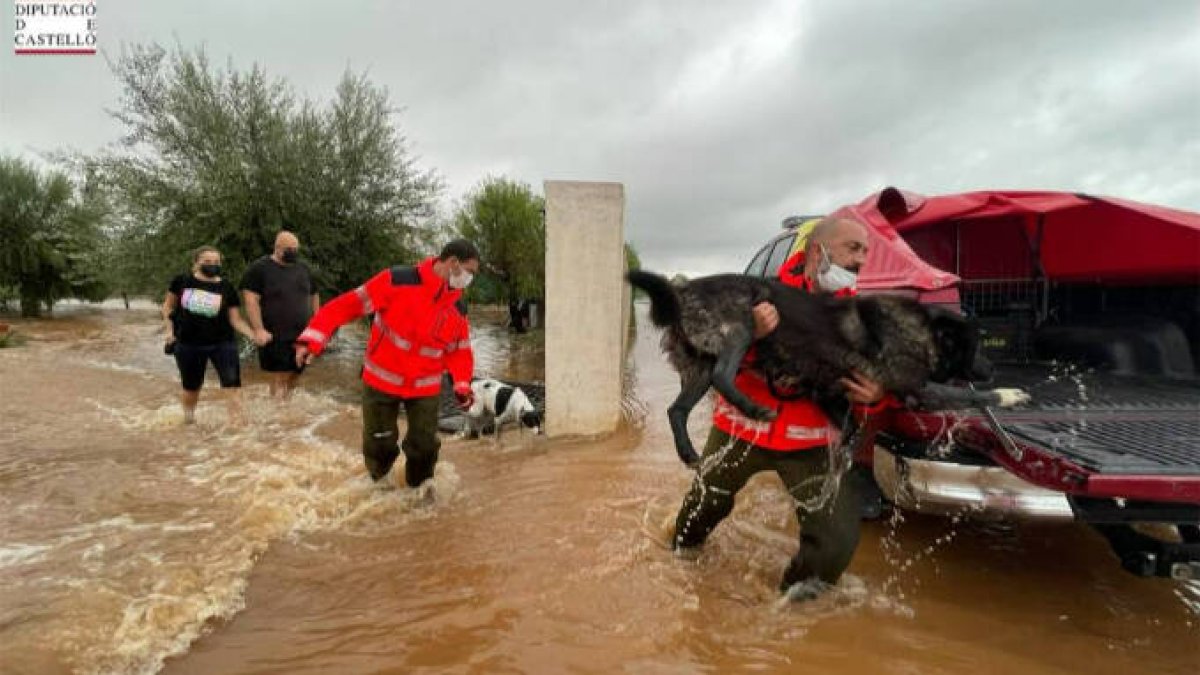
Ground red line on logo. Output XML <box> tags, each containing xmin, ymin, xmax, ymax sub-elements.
<box><xmin>14</xmin><ymin>50</ymin><xmax>97</xmax><ymax>55</ymax></box>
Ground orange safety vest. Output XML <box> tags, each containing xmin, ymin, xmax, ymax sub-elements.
<box><xmin>712</xmin><ymin>252</ymin><xmax>864</xmax><ymax>451</ymax></box>
<box><xmin>298</xmin><ymin>257</ymin><xmax>473</xmax><ymax>398</ymax></box>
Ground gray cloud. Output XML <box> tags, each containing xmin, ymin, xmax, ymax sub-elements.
<box><xmin>2</xmin><ymin>0</ymin><xmax>1196</xmax><ymax>276</ymax></box>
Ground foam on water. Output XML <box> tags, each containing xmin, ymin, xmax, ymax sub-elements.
<box><xmin>73</xmin><ymin>358</ymin><xmax>162</xmax><ymax>379</ymax></box>
<box><xmin>17</xmin><ymin>388</ymin><xmax>464</xmax><ymax>675</ymax></box>
<box><xmin>0</xmin><ymin>542</ymin><xmax>53</xmax><ymax>568</ymax></box>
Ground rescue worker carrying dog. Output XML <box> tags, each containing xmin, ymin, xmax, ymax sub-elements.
<box><xmin>295</xmin><ymin>239</ymin><xmax>480</xmax><ymax>488</ymax></box>
<box><xmin>672</xmin><ymin>217</ymin><xmax>896</xmax><ymax>598</ymax></box>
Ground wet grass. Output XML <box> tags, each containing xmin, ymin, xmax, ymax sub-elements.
<box><xmin>0</xmin><ymin>327</ymin><xmax>26</xmax><ymax>348</ymax></box>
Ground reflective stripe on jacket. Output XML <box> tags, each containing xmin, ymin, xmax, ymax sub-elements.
<box><xmin>712</xmin><ymin>254</ymin><xmax>856</xmax><ymax>451</ymax></box>
<box><xmin>298</xmin><ymin>256</ymin><xmax>473</xmax><ymax>398</ymax></box>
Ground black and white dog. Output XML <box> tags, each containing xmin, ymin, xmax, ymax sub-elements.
<box><xmin>462</xmin><ymin>378</ymin><xmax>543</xmax><ymax>441</ymax></box>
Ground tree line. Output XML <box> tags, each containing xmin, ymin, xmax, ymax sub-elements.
<box><xmin>0</xmin><ymin>43</ymin><xmax>640</xmax><ymax>317</ymax></box>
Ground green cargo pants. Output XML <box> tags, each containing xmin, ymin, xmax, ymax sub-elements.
<box><xmin>673</xmin><ymin>427</ymin><xmax>867</xmax><ymax>591</ymax></box>
<box><xmin>361</xmin><ymin>383</ymin><xmax>442</xmax><ymax>487</ymax></box>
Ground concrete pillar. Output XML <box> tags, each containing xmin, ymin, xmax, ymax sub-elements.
<box><xmin>544</xmin><ymin>181</ymin><xmax>626</xmax><ymax>438</ymax></box>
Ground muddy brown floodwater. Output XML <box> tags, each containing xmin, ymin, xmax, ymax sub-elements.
<box><xmin>0</xmin><ymin>301</ymin><xmax>1196</xmax><ymax>674</ymax></box>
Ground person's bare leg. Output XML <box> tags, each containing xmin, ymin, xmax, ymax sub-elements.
<box><xmin>181</xmin><ymin>389</ymin><xmax>200</xmax><ymax>424</ymax></box>
<box><xmin>224</xmin><ymin>388</ymin><xmax>245</xmax><ymax>426</ymax></box>
<box><xmin>281</xmin><ymin>372</ymin><xmax>300</xmax><ymax>399</ymax></box>
<box><xmin>269</xmin><ymin>372</ymin><xmax>299</xmax><ymax>399</ymax></box>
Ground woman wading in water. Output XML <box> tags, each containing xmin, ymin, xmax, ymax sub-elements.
<box><xmin>162</xmin><ymin>246</ymin><xmax>260</xmax><ymax>424</ymax></box>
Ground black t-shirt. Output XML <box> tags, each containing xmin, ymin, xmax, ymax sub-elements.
<box><xmin>168</xmin><ymin>274</ymin><xmax>241</xmax><ymax>345</ymax></box>
<box><xmin>239</xmin><ymin>256</ymin><xmax>316</xmax><ymax>342</ymax></box>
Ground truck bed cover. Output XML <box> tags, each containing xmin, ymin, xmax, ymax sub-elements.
<box><xmin>992</xmin><ymin>367</ymin><xmax>1200</xmax><ymax>477</ymax></box>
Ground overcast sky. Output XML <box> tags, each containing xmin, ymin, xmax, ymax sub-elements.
<box><xmin>2</xmin><ymin>0</ymin><xmax>1197</xmax><ymax>275</ymax></box>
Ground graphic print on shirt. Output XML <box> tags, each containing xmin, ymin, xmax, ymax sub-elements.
<box><xmin>181</xmin><ymin>288</ymin><xmax>223</xmax><ymax>318</ymax></box>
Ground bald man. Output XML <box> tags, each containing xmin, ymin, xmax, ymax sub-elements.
<box><xmin>671</xmin><ymin>216</ymin><xmax>888</xmax><ymax>598</ymax></box>
<box><xmin>240</xmin><ymin>231</ymin><xmax>320</xmax><ymax>397</ymax></box>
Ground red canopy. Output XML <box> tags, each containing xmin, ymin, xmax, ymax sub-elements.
<box><xmin>822</xmin><ymin>195</ymin><xmax>960</xmax><ymax>295</ymax></box>
<box><xmin>846</xmin><ymin>188</ymin><xmax>1200</xmax><ymax>284</ymax></box>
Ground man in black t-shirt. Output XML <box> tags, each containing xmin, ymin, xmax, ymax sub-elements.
<box><xmin>240</xmin><ymin>231</ymin><xmax>320</xmax><ymax>398</ymax></box>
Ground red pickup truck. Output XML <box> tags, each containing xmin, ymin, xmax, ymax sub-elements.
<box><xmin>746</xmin><ymin>188</ymin><xmax>1200</xmax><ymax>580</ymax></box>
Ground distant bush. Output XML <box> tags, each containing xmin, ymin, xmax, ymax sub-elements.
<box><xmin>0</xmin><ymin>326</ymin><xmax>25</xmax><ymax>348</ymax></box>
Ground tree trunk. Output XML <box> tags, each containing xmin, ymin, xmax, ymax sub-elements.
<box><xmin>19</xmin><ymin>289</ymin><xmax>41</xmax><ymax>318</ymax></box>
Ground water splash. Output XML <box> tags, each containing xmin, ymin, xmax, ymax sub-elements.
<box><xmin>28</xmin><ymin>389</ymin><xmax>465</xmax><ymax>675</ymax></box>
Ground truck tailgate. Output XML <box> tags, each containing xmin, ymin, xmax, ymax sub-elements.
<box><xmin>885</xmin><ymin>366</ymin><xmax>1200</xmax><ymax>503</ymax></box>
<box><xmin>993</xmin><ymin>369</ymin><xmax>1200</xmax><ymax>477</ymax></box>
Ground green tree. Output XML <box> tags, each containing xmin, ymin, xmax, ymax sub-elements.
<box><xmin>624</xmin><ymin>241</ymin><xmax>643</xmax><ymax>297</ymax></box>
<box><xmin>624</xmin><ymin>241</ymin><xmax>641</xmax><ymax>270</ymax></box>
<box><xmin>453</xmin><ymin>177</ymin><xmax>545</xmax><ymax>303</ymax></box>
<box><xmin>88</xmin><ymin>43</ymin><xmax>441</xmax><ymax>296</ymax></box>
<box><xmin>0</xmin><ymin>157</ymin><xmax>107</xmax><ymax>317</ymax></box>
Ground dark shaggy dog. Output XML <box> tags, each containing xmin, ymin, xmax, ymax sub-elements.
<box><xmin>627</xmin><ymin>270</ymin><xmax>1030</xmax><ymax>467</ymax></box>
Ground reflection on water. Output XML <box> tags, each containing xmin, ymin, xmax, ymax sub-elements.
<box><xmin>0</xmin><ymin>303</ymin><xmax>1196</xmax><ymax>675</ymax></box>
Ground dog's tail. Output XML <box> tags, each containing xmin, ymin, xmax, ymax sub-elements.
<box><xmin>626</xmin><ymin>270</ymin><xmax>681</xmax><ymax>327</ymax></box>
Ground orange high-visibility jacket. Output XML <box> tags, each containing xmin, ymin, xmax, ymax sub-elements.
<box><xmin>298</xmin><ymin>257</ymin><xmax>473</xmax><ymax>398</ymax></box>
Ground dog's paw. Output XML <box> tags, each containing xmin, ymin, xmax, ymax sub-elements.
<box><xmin>994</xmin><ymin>388</ymin><xmax>1031</xmax><ymax>407</ymax></box>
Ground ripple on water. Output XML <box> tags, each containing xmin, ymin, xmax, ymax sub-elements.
<box><xmin>5</xmin><ymin>385</ymin><xmax>465</xmax><ymax>675</ymax></box>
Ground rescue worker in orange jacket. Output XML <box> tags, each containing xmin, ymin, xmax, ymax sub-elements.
<box><xmin>672</xmin><ymin>216</ymin><xmax>897</xmax><ymax>595</ymax></box>
<box><xmin>295</xmin><ymin>240</ymin><xmax>480</xmax><ymax>487</ymax></box>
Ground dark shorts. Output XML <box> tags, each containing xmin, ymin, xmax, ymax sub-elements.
<box><xmin>257</xmin><ymin>338</ymin><xmax>303</xmax><ymax>374</ymax></box>
<box><xmin>174</xmin><ymin>341</ymin><xmax>241</xmax><ymax>391</ymax></box>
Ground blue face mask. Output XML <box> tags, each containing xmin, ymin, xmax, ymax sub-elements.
<box><xmin>818</xmin><ymin>244</ymin><xmax>857</xmax><ymax>292</ymax></box>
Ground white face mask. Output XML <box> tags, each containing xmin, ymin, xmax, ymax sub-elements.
<box><xmin>449</xmin><ymin>269</ymin><xmax>474</xmax><ymax>289</ymax></box>
<box><xmin>817</xmin><ymin>244</ymin><xmax>858</xmax><ymax>292</ymax></box>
